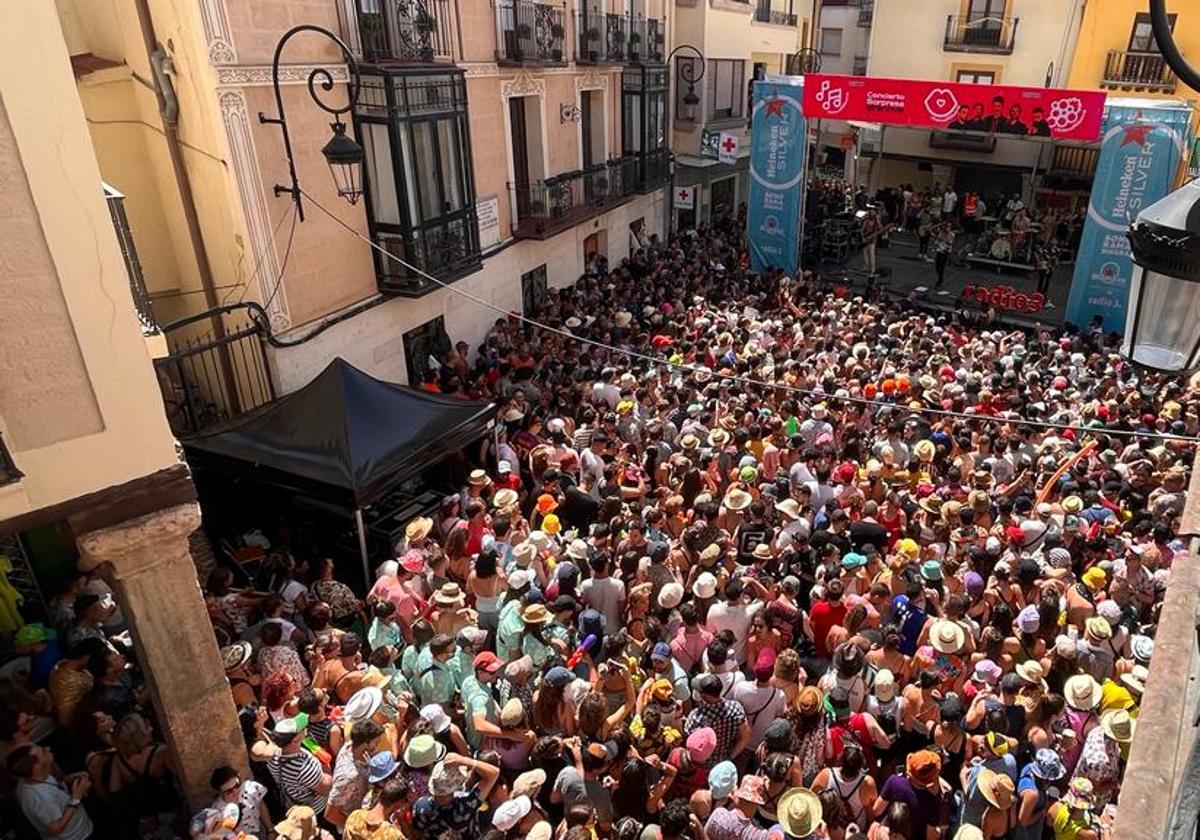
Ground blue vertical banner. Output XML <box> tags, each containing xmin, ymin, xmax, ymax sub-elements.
<box><xmin>747</xmin><ymin>77</ymin><xmax>807</xmax><ymax>277</ymax></box>
<box><xmin>1065</xmin><ymin>99</ymin><xmax>1193</xmax><ymax>332</ymax></box>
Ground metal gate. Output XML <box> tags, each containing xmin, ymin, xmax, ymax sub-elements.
<box><xmin>154</xmin><ymin>302</ymin><xmax>276</xmax><ymax>437</ymax></box>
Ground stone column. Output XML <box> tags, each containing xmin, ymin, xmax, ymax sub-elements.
<box><xmin>77</xmin><ymin>502</ymin><xmax>248</xmax><ymax>811</ymax></box>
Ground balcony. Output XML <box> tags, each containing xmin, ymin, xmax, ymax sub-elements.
<box><xmin>496</xmin><ymin>0</ymin><xmax>567</xmax><ymax>65</ymax></box>
<box><xmin>1102</xmin><ymin>49</ymin><xmax>1177</xmax><ymax>92</ymax></box>
<box><xmin>104</xmin><ymin>184</ymin><xmax>158</xmax><ymax>335</ymax></box>
<box><xmin>943</xmin><ymin>15</ymin><xmax>1018</xmax><ymax>54</ymax></box>
<box><xmin>373</xmin><ymin>215</ymin><xmax>482</xmax><ymax>296</ymax></box>
<box><xmin>853</xmin><ymin>55</ymin><xmax>867</xmax><ymax>76</ymax></box>
<box><xmin>753</xmin><ymin>1</ymin><xmax>798</xmax><ymax>26</ymax></box>
<box><xmin>631</xmin><ymin>147</ymin><xmax>671</xmax><ymax>193</ymax></box>
<box><xmin>1049</xmin><ymin>145</ymin><xmax>1098</xmax><ymax>179</ymax></box>
<box><xmin>510</xmin><ymin>157</ymin><xmax>638</xmax><ymax>239</ymax></box>
<box><xmin>348</xmin><ymin>0</ymin><xmax>454</xmax><ymax>64</ymax></box>
<box><xmin>857</xmin><ymin>0</ymin><xmax>872</xmax><ymax>27</ymax></box>
<box><xmin>574</xmin><ymin>12</ymin><xmax>662</xmax><ymax>64</ymax></box>
<box><xmin>629</xmin><ymin>15</ymin><xmax>665</xmax><ymax>62</ymax></box>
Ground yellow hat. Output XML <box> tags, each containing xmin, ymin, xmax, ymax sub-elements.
<box><xmin>1082</xmin><ymin>567</ymin><xmax>1107</xmax><ymax>591</ymax></box>
<box><xmin>542</xmin><ymin>513</ymin><xmax>561</xmax><ymax>535</ymax></box>
<box><xmin>895</xmin><ymin>538</ymin><xmax>920</xmax><ymax>560</ymax></box>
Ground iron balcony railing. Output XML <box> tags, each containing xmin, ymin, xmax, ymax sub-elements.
<box><xmin>943</xmin><ymin>14</ymin><xmax>1018</xmax><ymax>54</ymax></box>
<box><xmin>574</xmin><ymin>11</ymin><xmax>662</xmax><ymax>63</ymax></box>
<box><xmin>373</xmin><ymin>214</ymin><xmax>482</xmax><ymax>296</ymax></box>
<box><xmin>753</xmin><ymin>2</ymin><xmax>798</xmax><ymax>26</ymax></box>
<box><xmin>1102</xmin><ymin>49</ymin><xmax>1178</xmax><ymax>92</ymax></box>
<box><xmin>853</xmin><ymin>55</ymin><xmax>868</xmax><ymax>75</ymax></box>
<box><xmin>351</xmin><ymin>0</ymin><xmax>454</xmax><ymax>63</ymax></box>
<box><xmin>632</xmin><ymin>148</ymin><xmax>670</xmax><ymax>193</ymax></box>
<box><xmin>510</xmin><ymin>156</ymin><xmax>638</xmax><ymax>239</ymax></box>
<box><xmin>103</xmin><ymin>184</ymin><xmax>158</xmax><ymax>335</ymax></box>
<box><xmin>857</xmin><ymin>0</ymin><xmax>872</xmax><ymax>26</ymax></box>
<box><xmin>496</xmin><ymin>0</ymin><xmax>567</xmax><ymax>64</ymax></box>
<box><xmin>628</xmin><ymin>15</ymin><xmax>665</xmax><ymax>62</ymax></box>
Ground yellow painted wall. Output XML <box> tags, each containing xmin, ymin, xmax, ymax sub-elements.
<box><xmin>869</xmin><ymin>0</ymin><xmax>1079</xmax><ymax>88</ymax></box>
<box><xmin>1067</xmin><ymin>0</ymin><xmax>1200</xmax><ymax>107</ymax></box>
<box><xmin>55</xmin><ymin>0</ymin><xmax>301</xmax><ymax>330</ymax></box>
<box><xmin>0</xmin><ymin>0</ymin><xmax>180</xmax><ymax>521</ymax></box>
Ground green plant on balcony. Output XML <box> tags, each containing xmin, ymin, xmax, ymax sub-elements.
<box><xmin>612</xmin><ymin>29</ymin><xmax>625</xmax><ymax>42</ymax></box>
<box><xmin>586</xmin><ymin>27</ymin><xmax>600</xmax><ymax>41</ymax></box>
<box><xmin>629</xmin><ymin>31</ymin><xmax>641</xmax><ymax>42</ymax></box>
<box><xmin>414</xmin><ymin>10</ymin><xmax>437</xmax><ymax>32</ymax></box>
<box><xmin>517</xmin><ymin>23</ymin><xmax>532</xmax><ymax>38</ymax></box>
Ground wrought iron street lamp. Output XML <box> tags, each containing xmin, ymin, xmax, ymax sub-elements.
<box><xmin>259</xmin><ymin>25</ymin><xmax>364</xmax><ymax>221</ymax></box>
<box><xmin>666</xmin><ymin>44</ymin><xmax>705</xmax><ymax>108</ymax></box>
<box><xmin>1122</xmin><ymin>0</ymin><xmax>1200</xmax><ymax>371</ymax></box>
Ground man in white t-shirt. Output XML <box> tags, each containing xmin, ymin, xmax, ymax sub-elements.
<box><xmin>730</xmin><ymin>648</ymin><xmax>787</xmax><ymax>746</ymax></box>
<box><xmin>705</xmin><ymin>578</ymin><xmax>766</xmax><ymax>665</ymax></box>
<box><xmin>941</xmin><ymin>188</ymin><xmax>958</xmax><ymax>220</ymax></box>
<box><xmin>11</xmin><ymin>745</ymin><xmax>93</xmax><ymax>840</ymax></box>
<box><xmin>580</xmin><ymin>555</ymin><xmax>625</xmax><ymax>631</ymax></box>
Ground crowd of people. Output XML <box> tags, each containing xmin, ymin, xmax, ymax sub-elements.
<box><xmin>4</xmin><ymin>214</ymin><xmax>1193</xmax><ymax>840</ymax></box>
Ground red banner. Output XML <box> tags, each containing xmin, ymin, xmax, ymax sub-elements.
<box><xmin>802</xmin><ymin>74</ymin><xmax>1106</xmax><ymax>142</ymax></box>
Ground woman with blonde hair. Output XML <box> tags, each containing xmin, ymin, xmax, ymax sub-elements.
<box><xmin>770</xmin><ymin>648</ymin><xmax>805</xmax><ymax>706</ymax></box>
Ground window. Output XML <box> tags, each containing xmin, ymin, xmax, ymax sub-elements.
<box><xmin>1129</xmin><ymin>12</ymin><xmax>1175</xmax><ymax>52</ymax></box>
<box><xmin>355</xmin><ymin>69</ymin><xmax>482</xmax><ymax>296</ymax></box>
<box><xmin>820</xmin><ymin>28</ymin><xmax>842</xmax><ymax>55</ymax></box>
<box><xmin>966</xmin><ymin>0</ymin><xmax>1005</xmax><ymax>23</ymax></box>
<box><xmin>956</xmin><ymin>70</ymin><xmax>996</xmax><ymax>84</ymax></box>
<box><xmin>707</xmin><ymin>59</ymin><xmax>745</xmax><ymax>120</ymax></box>
<box><xmin>622</xmin><ymin>66</ymin><xmax>669</xmax><ymax>190</ymax></box>
<box><xmin>402</xmin><ymin>316</ymin><xmax>452</xmax><ymax>386</ymax></box>
<box><xmin>521</xmin><ymin>265</ymin><xmax>548</xmax><ymax>315</ymax></box>
<box><xmin>675</xmin><ymin>56</ymin><xmax>702</xmax><ymax>122</ymax></box>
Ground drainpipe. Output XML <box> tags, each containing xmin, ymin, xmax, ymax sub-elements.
<box><xmin>131</xmin><ymin>0</ymin><xmax>241</xmax><ymax>413</ymax></box>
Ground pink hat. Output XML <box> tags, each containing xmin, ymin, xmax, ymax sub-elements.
<box><xmin>754</xmin><ymin>648</ymin><xmax>777</xmax><ymax>681</ymax></box>
<box><xmin>400</xmin><ymin>550</ymin><xmax>425</xmax><ymax>573</ymax></box>
<box><xmin>686</xmin><ymin>727</ymin><xmax>718</xmax><ymax>763</ymax></box>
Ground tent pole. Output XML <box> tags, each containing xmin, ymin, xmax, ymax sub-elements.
<box><xmin>355</xmin><ymin>508</ymin><xmax>370</xmax><ymax>588</ymax></box>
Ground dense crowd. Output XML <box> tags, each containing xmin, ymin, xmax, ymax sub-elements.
<box><xmin>5</xmin><ymin>215</ymin><xmax>1193</xmax><ymax>840</ymax></box>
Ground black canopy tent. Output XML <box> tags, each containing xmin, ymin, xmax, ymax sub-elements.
<box><xmin>183</xmin><ymin>357</ymin><xmax>494</xmax><ymax>582</ymax></box>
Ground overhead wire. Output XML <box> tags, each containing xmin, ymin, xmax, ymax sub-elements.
<box><xmin>259</xmin><ymin>204</ymin><xmax>299</xmax><ymax>314</ymax></box>
<box><xmin>297</xmin><ymin>186</ymin><xmax>1200</xmax><ymax>445</ymax></box>
<box><xmin>223</xmin><ymin>201</ymin><xmax>296</xmax><ymax>306</ymax></box>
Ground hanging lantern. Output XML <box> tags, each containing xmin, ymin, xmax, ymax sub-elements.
<box><xmin>322</xmin><ymin>120</ymin><xmax>365</xmax><ymax>206</ymax></box>
<box><xmin>1123</xmin><ymin>178</ymin><xmax>1200</xmax><ymax>372</ymax></box>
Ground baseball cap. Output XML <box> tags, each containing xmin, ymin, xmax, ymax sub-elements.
<box><xmin>473</xmin><ymin>651</ymin><xmax>504</xmax><ymax>673</ymax></box>
<box><xmin>708</xmin><ymin>761</ymin><xmax>738</xmax><ymax>799</ymax></box>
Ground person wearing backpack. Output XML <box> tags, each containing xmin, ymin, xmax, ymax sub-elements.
<box><xmin>825</xmin><ymin>687</ymin><xmax>892</xmax><ymax>771</ymax></box>
<box><xmin>730</xmin><ymin>648</ymin><xmax>787</xmax><ymax>764</ymax></box>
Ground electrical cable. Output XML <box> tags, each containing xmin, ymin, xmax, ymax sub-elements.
<box><xmin>260</xmin><ymin>205</ymin><xmax>299</xmax><ymax>315</ymax></box>
<box><xmin>224</xmin><ymin>202</ymin><xmax>296</xmax><ymax>306</ymax></box>
<box><xmin>298</xmin><ymin>186</ymin><xmax>1200</xmax><ymax>445</ymax></box>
